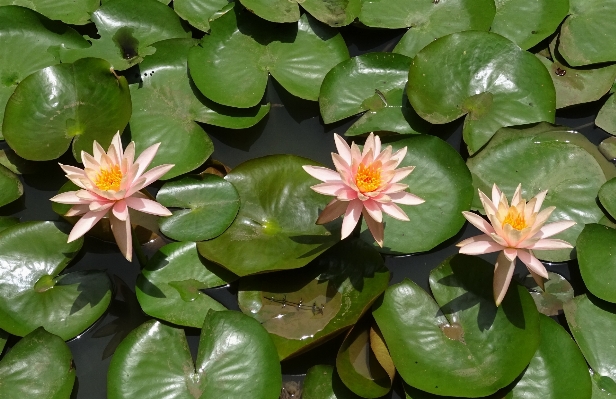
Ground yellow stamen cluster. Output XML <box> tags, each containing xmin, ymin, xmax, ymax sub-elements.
<box><xmin>95</xmin><ymin>165</ymin><xmax>123</xmax><ymax>191</ymax></box>
<box><xmin>356</xmin><ymin>162</ymin><xmax>381</xmax><ymax>193</ymax></box>
<box><xmin>502</xmin><ymin>207</ymin><xmax>527</xmax><ymax>230</ymax></box>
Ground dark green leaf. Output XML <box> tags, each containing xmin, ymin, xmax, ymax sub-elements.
<box><xmin>408</xmin><ymin>31</ymin><xmax>556</xmax><ymax>154</ymax></box>
<box><xmin>0</xmin><ymin>164</ymin><xmax>22</xmax><ymax>207</ymax></box>
<box><xmin>238</xmin><ymin>0</ymin><xmax>359</xmax><ymax>26</ymax></box>
<box><xmin>522</xmin><ymin>272</ymin><xmax>574</xmax><ymax>316</ymax></box>
<box><xmin>599</xmin><ymin>177</ymin><xmax>616</xmax><ymax>219</ymax></box>
<box><xmin>597</xmin><ymin>93</ymin><xmax>616</xmax><ymax>135</ymax></box>
<box><xmin>578</xmin><ymin>224</ymin><xmax>616</xmax><ymax>303</ymax></box>
<box><xmin>303</xmin><ymin>365</ymin><xmax>362</xmax><ymax>399</ymax></box>
<box><xmin>3</xmin><ymin>58</ymin><xmax>131</xmax><ymax>162</ymax></box>
<box><xmin>373</xmin><ymin>254</ymin><xmax>540</xmax><ymax>397</ymax></box>
<box><xmin>0</xmin><ymin>329</ymin><xmax>7</xmax><ymax>355</ymax></box>
<box><xmin>108</xmin><ymin>311</ymin><xmax>282</xmax><ymax>399</ymax></box>
<box><xmin>0</xmin><ymin>328</ymin><xmax>75</xmax><ymax>399</ymax></box>
<box><xmin>198</xmin><ymin>154</ymin><xmax>340</xmax><ymax>276</ymax></box>
<box><xmin>599</xmin><ymin>137</ymin><xmax>616</xmax><ymax>160</ymax></box>
<box><xmin>173</xmin><ymin>0</ymin><xmax>229</xmax><ymax>31</ymax></box>
<box><xmin>0</xmin><ymin>221</ymin><xmax>112</xmax><ymax>340</ymax></box>
<box><xmin>0</xmin><ymin>217</ymin><xmax>18</xmax><ymax>234</ymax></box>
<box><xmin>0</xmin><ymin>0</ymin><xmax>98</xmax><ymax>24</ymax></box>
<box><xmin>136</xmin><ymin>241</ymin><xmax>236</xmax><ymax>328</ymax></box>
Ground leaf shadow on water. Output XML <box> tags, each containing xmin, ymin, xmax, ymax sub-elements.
<box><xmin>63</xmin><ymin>270</ymin><xmax>112</xmax><ymax>315</ymax></box>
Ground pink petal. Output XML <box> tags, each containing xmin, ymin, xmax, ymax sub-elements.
<box><xmin>113</xmin><ymin>199</ymin><xmax>129</xmax><ymax>221</ymax></box>
<box><xmin>456</xmin><ymin>234</ymin><xmax>491</xmax><ymax>247</ymax></box>
<box><xmin>381</xmin><ymin>183</ymin><xmax>409</xmax><ymax>194</ymax></box>
<box><xmin>461</xmin><ymin>211</ymin><xmax>495</xmax><ymax>235</ymax></box>
<box><xmin>458</xmin><ymin>239</ymin><xmax>504</xmax><ymax>255</ymax></box>
<box><xmin>337</xmin><ymin>189</ymin><xmax>358</xmax><ymax>201</ymax></box>
<box><xmin>59</xmin><ymin>164</ymin><xmax>86</xmax><ymax>177</ymax></box>
<box><xmin>123</xmin><ymin>142</ymin><xmax>136</xmax><ymax>171</ymax></box>
<box><xmin>517</xmin><ymin>250</ymin><xmax>548</xmax><ymax>278</ymax></box>
<box><xmin>363</xmin><ymin>133</ymin><xmax>376</xmax><ymax>159</ymax></box>
<box><xmin>479</xmin><ymin>190</ymin><xmax>498</xmax><ymax>215</ymax></box>
<box><xmin>362</xmin><ymin>209</ymin><xmax>384</xmax><ymax>247</ymax></box>
<box><xmin>332</xmin><ymin>153</ymin><xmax>351</xmax><ymax>175</ymax></box>
<box><xmin>125</xmin><ymin>196</ymin><xmax>172</xmax><ymax>216</ymax></box>
<box><xmin>525</xmin><ymin>239</ymin><xmax>573</xmax><ymax>250</ymax></box>
<box><xmin>350</xmin><ymin>142</ymin><xmax>362</xmax><ymax>164</ymax></box>
<box><xmin>127</xmin><ymin>164</ymin><xmax>174</xmax><ymax>196</ymax></box>
<box><xmin>50</xmin><ymin>191</ymin><xmax>90</xmax><ymax>204</ymax></box>
<box><xmin>311</xmin><ymin>182</ymin><xmax>347</xmax><ymax>196</ymax></box>
<box><xmin>341</xmin><ymin>200</ymin><xmax>363</xmax><ymax>240</ymax></box>
<box><xmin>333</xmin><ymin>134</ymin><xmax>352</xmax><ymax>165</ymax></box>
<box><xmin>133</xmin><ymin>142</ymin><xmax>161</xmax><ymax>179</ymax></box>
<box><xmin>533</xmin><ymin>190</ymin><xmax>548</xmax><ymax>213</ymax></box>
<box><xmin>503</xmin><ymin>247</ymin><xmax>517</xmax><ymax>261</ymax></box>
<box><xmin>68</xmin><ymin>209</ymin><xmax>108</xmax><ymax>242</ymax></box>
<box><xmin>390</xmin><ymin>146</ymin><xmax>407</xmax><ymax>168</ymax></box>
<box><xmin>110</xmin><ymin>213</ymin><xmax>132</xmax><ymax>262</ymax></box>
<box><xmin>510</xmin><ymin>183</ymin><xmax>522</xmax><ymax>206</ymax></box>
<box><xmin>381</xmin><ymin>202</ymin><xmax>409</xmax><ymax>221</ymax></box>
<box><xmin>529</xmin><ymin>269</ymin><xmax>546</xmax><ymax>291</ymax></box>
<box><xmin>389</xmin><ymin>191</ymin><xmax>425</xmax><ymax>205</ymax></box>
<box><xmin>373</xmin><ymin>134</ymin><xmax>381</xmax><ymax>156</ymax></box>
<box><xmin>374</xmin><ymin>145</ymin><xmax>392</xmax><ymax>165</ymax></box>
<box><xmin>66</xmin><ymin>204</ymin><xmax>89</xmax><ymax>217</ymax></box>
<box><xmin>536</xmin><ymin>221</ymin><xmax>576</xmax><ymax>239</ymax></box>
<box><xmin>81</xmin><ymin>151</ymin><xmax>100</xmax><ymax>170</ymax></box>
<box><xmin>491</xmin><ymin>184</ymin><xmax>502</xmax><ymax>208</ymax></box>
<box><xmin>316</xmin><ymin>199</ymin><xmax>347</xmax><ymax>224</ymax></box>
<box><xmin>89</xmin><ymin>201</ymin><xmax>114</xmax><ymax>212</ymax></box>
<box><xmin>493</xmin><ymin>251</ymin><xmax>515</xmax><ymax>306</ymax></box>
<box><xmin>390</xmin><ymin>166</ymin><xmax>415</xmax><ymax>184</ymax></box>
<box><xmin>109</xmin><ymin>131</ymin><xmax>123</xmax><ymax>163</ymax></box>
<box><xmin>363</xmin><ymin>199</ymin><xmax>383</xmax><ymax>223</ymax></box>
<box><xmin>303</xmin><ymin>165</ymin><xmax>341</xmax><ymax>182</ymax></box>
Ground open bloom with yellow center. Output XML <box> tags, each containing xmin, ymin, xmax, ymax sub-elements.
<box><xmin>303</xmin><ymin>133</ymin><xmax>424</xmax><ymax>247</ymax></box>
<box><xmin>457</xmin><ymin>183</ymin><xmax>575</xmax><ymax>306</ymax></box>
<box><xmin>50</xmin><ymin>132</ymin><xmax>174</xmax><ymax>262</ymax></box>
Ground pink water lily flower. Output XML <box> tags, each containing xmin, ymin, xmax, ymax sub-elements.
<box><xmin>50</xmin><ymin>132</ymin><xmax>174</xmax><ymax>262</ymax></box>
<box><xmin>457</xmin><ymin>183</ymin><xmax>575</xmax><ymax>306</ymax></box>
<box><xmin>303</xmin><ymin>133</ymin><xmax>424</xmax><ymax>247</ymax></box>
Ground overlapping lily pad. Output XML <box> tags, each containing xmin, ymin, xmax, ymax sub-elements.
<box><xmin>3</xmin><ymin>57</ymin><xmax>131</xmax><ymax>162</ymax></box>
<box><xmin>360</xmin><ymin>135</ymin><xmax>473</xmax><ymax>254</ymax></box>
<box><xmin>408</xmin><ymin>31</ymin><xmax>556</xmax><ymax>154</ymax></box>
<box><xmin>0</xmin><ymin>164</ymin><xmax>22</xmax><ymax>207</ymax></box>
<box><xmin>0</xmin><ymin>0</ymin><xmax>98</xmax><ymax>24</ymax></box>
<box><xmin>577</xmin><ymin>224</ymin><xmax>616</xmax><ymax>304</ymax></box>
<box><xmin>373</xmin><ymin>255</ymin><xmax>540</xmax><ymax>397</ymax></box>
<box><xmin>0</xmin><ymin>328</ymin><xmax>6</xmax><ymax>354</ymax></box>
<box><xmin>188</xmin><ymin>6</ymin><xmax>349</xmax><ymax>108</ymax></box>
<box><xmin>564</xmin><ymin>294</ymin><xmax>616</xmax><ymax>398</ymax></box>
<box><xmin>136</xmin><ymin>242</ymin><xmax>236</xmax><ymax>328</ymax></box>
<box><xmin>107</xmin><ymin>311</ymin><xmax>282</xmax><ymax>399</ymax></box>
<box><xmin>0</xmin><ymin>221</ymin><xmax>112</xmax><ymax>340</ymax></box>
<box><xmin>59</xmin><ymin>0</ymin><xmax>192</xmax><ymax>70</ymax></box>
<box><xmin>558</xmin><ymin>0</ymin><xmax>616</xmax><ymax>66</ymax></box>
<box><xmin>238</xmin><ymin>239</ymin><xmax>389</xmax><ymax>360</ymax></box>
<box><xmin>303</xmin><ymin>365</ymin><xmax>362</xmax><ymax>399</ymax></box>
<box><xmin>198</xmin><ymin>154</ymin><xmax>340</xmax><ymax>276</ymax></box>
<box><xmin>491</xmin><ymin>0</ymin><xmax>569</xmax><ymax>50</ymax></box>
<box><xmin>467</xmin><ymin>123</ymin><xmax>613</xmax><ymax>261</ymax></box>
<box><xmin>596</xmin><ymin>93</ymin><xmax>616</xmax><ymax>135</ymax></box>
<box><xmin>522</xmin><ymin>272</ymin><xmax>574</xmax><ymax>316</ymax></box>
<box><xmin>319</xmin><ymin>53</ymin><xmax>430</xmax><ymax>136</ymax></box>
<box><xmin>0</xmin><ymin>328</ymin><xmax>75</xmax><ymax>399</ymax></box>
<box><xmin>156</xmin><ymin>174</ymin><xmax>240</xmax><ymax>241</ymax></box>
<box><xmin>238</xmin><ymin>0</ymin><xmax>359</xmax><ymax>26</ymax></box>
<box><xmin>173</xmin><ymin>0</ymin><xmax>228</xmax><ymax>31</ymax></box>
<box><xmin>0</xmin><ymin>6</ymin><xmax>89</xmax><ymax>140</ymax></box>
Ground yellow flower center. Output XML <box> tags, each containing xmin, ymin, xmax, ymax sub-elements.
<box><xmin>95</xmin><ymin>165</ymin><xmax>123</xmax><ymax>191</ymax></box>
<box><xmin>502</xmin><ymin>208</ymin><xmax>527</xmax><ymax>230</ymax></box>
<box><xmin>356</xmin><ymin>162</ymin><xmax>382</xmax><ymax>193</ymax></box>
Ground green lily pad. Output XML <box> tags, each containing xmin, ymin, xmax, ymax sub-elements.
<box><xmin>367</xmin><ymin>0</ymin><xmax>495</xmax><ymax>58</ymax></box>
<box><xmin>564</xmin><ymin>294</ymin><xmax>616</xmax><ymax>397</ymax></box>
<box><xmin>0</xmin><ymin>221</ymin><xmax>112</xmax><ymax>340</ymax></box>
<box><xmin>596</xmin><ymin>93</ymin><xmax>616</xmax><ymax>135</ymax></box>
<box><xmin>577</xmin><ymin>224</ymin><xmax>616</xmax><ymax>304</ymax></box>
<box><xmin>238</xmin><ymin>239</ymin><xmax>390</xmax><ymax>360</ymax></box>
<box><xmin>0</xmin><ymin>164</ymin><xmax>22</xmax><ymax>208</ymax></box>
<box><xmin>303</xmin><ymin>365</ymin><xmax>363</xmax><ymax>399</ymax></box>
<box><xmin>599</xmin><ymin>177</ymin><xmax>616</xmax><ymax>219</ymax></box>
<box><xmin>558</xmin><ymin>0</ymin><xmax>616</xmax><ymax>66</ymax></box>
<box><xmin>198</xmin><ymin>154</ymin><xmax>340</xmax><ymax>276</ymax></box>
<box><xmin>3</xmin><ymin>57</ymin><xmax>131</xmax><ymax>162</ymax></box>
<box><xmin>0</xmin><ymin>328</ymin><xmax>75</xmax><ymax>399</ymax></box>
<box><xmin>0</xmin><ymin>329</ymin><xmax>7</xmax><ymax>354</ymax></box>
<box><xmin>522</xmin><ymin>272</ymin><xmax>574</xmax><ymax>316</ymax></box>
<box><xmin>157</xmin><ymin>174</ymin><xmax>240</xmax><ymax>241</ymax></box>
<box><xmin>599</xmin><ymin>137</ymin><xmax>616</xmax><ymax>160</ymax></box>
<box><xmin>491</xmin><ymin>0</ymin><xmax>569</xmax><ymax>50</ymax></box>
<box><xmin>107</xmin><ymin>311</ymin><xmax>282</xmax><ymax>399</ymax></box>
<box><xmin>336</xmin><ymin>316</ymin><xmax>392</xmax><ymax>398</ymax></box>
<box><xmin>173</xmin><ymin>0</ymin><xmax>228</xmax><ymax>31</ymax></box>
<box><xmin>188</xmin><ymin>6</ymin><xmax>349</xmax><ymax>108</ymax></box>
<box><xmin>0</xmin><ymin>6</ymin><xmax>89</xmax><ymax>140</ymax></box>
<box><xmin>360</xmin><ymin>135</ymin><xmax>473</xmax><ymax>254</ymax></box>
<box><xmin>136</xmin><ymin>241</ymin><xmax>237</xmax><ymax>328</ymax></box>
<box><xmin>319</xmin><ymin>52</ymin><xmax>430</xmax><ymax>136</ymax></box>
<box><xmin>408</xmin><ymin>31</ymin><xmax>556</xmax><ymax>154</ymax></box>
<box><xmin>238</xmin><ymin>0</ymin><xmax>360</xmax><ymax>26</ymax></box>
<box><xmin>467</xmin><ymin>123</ymin><xmax>612</xmax><ymax>262</ymax></box>
<box><xmin>0</xmin><ymin>0</ymin><xmax>98</xmax><ymax>24</ymax></box>
<box><xmin>373</xmin><ymin>255</ymin><xmax>540</xmax><ymax>397</ymax></box>
<box><xmin>59</xmin><ymin>0</ymin><xmax>191</xmax><ymax>71</ymax></box>
<box><xmin>0</xmin><ymin>217</ymin><xmax>18</xmax><ymax>234</ymax></box>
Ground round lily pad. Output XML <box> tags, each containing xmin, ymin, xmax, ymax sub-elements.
<box><xmin>173</xmin><ymin>0</ymin><xmax>229</xmax><ymax>31</ymax></box>
<box><xmin>188</xmin><ymin>6</ymin><xmax>349</xmax><ymax>108</ymax></box>
<box><xmin>0</xmin><ymin>221</ymin><xmax>112</xmax><ymax>340</ymax></box>
<box><xmin>600</xmin><ymin>137</ymin><xmax>616</xmax><ymax>161</ymax></box>
<box><xmin>558</xmin><ymin>0</ymin><xmax>616</xmax><ymax>66</ymax></box>
<box><xmin>197</xmin><ymin>154</ymin><xmax>340</xmax><ymax>276</ymax></box>
<box><xmin>360</xmin><ymin>135</ymin><xmax>473</xmax><ymax>254</ymax></box>
<box><xmin>0</xmin><ymin>328</ymin><xmax>7</xmax><ymax>354</ymax></box>
<box><xmin>0</xmin><ymin>6</ymin><xmax>89</xmax><ymax>140</ymax></box>
<box><xmin>373</xmin><ymin>254</ymin><xmax>541</xmax><ymax>397</ymax></box>
<box><xmin>319</xmin><ymin>52</ymin><xmax>430</xmax><ymax>136</ymax></box>
<box><xmin>577</xmin><ymin>224</ymin><xmax>616</xmax><ymax>304</ymax></box>
<box><xmin>522</xmin><ymin>272</ymin><xmax>574</xmax><ymax>316</ymax></box>
<box><xmin>0</xmin><ymin>0</ymin><xmax>98</xmax><ymax>24</ymax></box>
<box><xmin>108</xmin><ymin>311</ymin><xmax>282</xmax><ymax>399</ymax></box>
<box><xmin>408</xmin><ymin>31</ymin><xmax>556</xmax><ymax>154</ymax></box>
<box><xmin>467</xmin><ymin>123</ymin><xmax>612</xmax><ymax>262</ymax></box>
<box><xmin>156</xmin><ymin>174</ymin><xmax>240</xmax><ymax>241</ymax></box>
<box><xmin>303</xmin><ymin>365</ymin><xmax>363</xmax><ymax>399</ymax></box>
<box><xmin>491</xmin><ymin>0</ymin><xmax>569</xmax><ymax>50</ymax></box>
<box><xmin>3</xmin><ymin>57</ymin><xmax>132</xmax><ymax>162</ymax></box>
<box><xmin>564</xmin><ymin>294</ymin><xmax>616</xmax><ymax>397</ymax></box>
<box><xmin>136</xmin><ymin>241</ymin><xmax>237</xmax><ymax>328</ymax></box>
<box><xmin>238</xmin><ymin>0</ymin><xmax>360</xmax><ymax>26</ymax></box>
<box><xmin>0</xmin><ymin>328</ymin><xmax>75</xmax><ymax>399</ymax></box>
<box><xmin>0</xmin><ymin>164</ymin><xmax>22</xmax><ymax>208</ymax></box>
<box><xmin>599</xmin><ymin>177</ymin><xmax>616</xmax><ymax>219</ymax></box>
<box><xmin>597</xmin><ymin>93</ymin><xmax>616</xmax><ymax>136</ymax></box>
<box><xmin>238</xmin><ymin>239</ymin><xmax>390</xmax><ymax>360</ymax></box>
<box><xmin>59</xmin><ymin>0</ymin><xmax>192</xmax><ymax>71</ymax></box>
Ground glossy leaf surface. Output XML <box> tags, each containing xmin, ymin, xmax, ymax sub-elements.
<box><xmin>0</xmin><ymin>329</ymin><xmax>6</xmax><ymax>354</ymax></box>
<box><xmin>0</xmin><ymin>164</ymin><xmax>22</xmax><ymax>207</ymax></box>
<box><xmin>173</xmin><ymin>0</ymin><xmax>229</xmax><ymax>31</ymax></box>
<box><xmin>0</xmin><ymin>0</ymin><xmax>98</xmax><ymax>24</ymax></box>
<box><xmin>597</xmin><ymin>93</ymin><xmax>616</xmax><ymax>135</ymax></box>
<box><xmin>238</xmin><ymin>0</ymin><xmax>359</xmax><ymax>26</ymax></box>
<box><xmin>303</xmin><ymin>365</ymin><xmax>362</xmax><ymax>399</ymax></box>
<box><xmin>578</xmin><ymin>224</ymin><xmax>616</xmax><ymax>303</ymax></box>
<box><xmin>599</xmin><ymin>177</ymin><xmax>616</xmax><ymax>219</ymax></box>
<box><xmin>522</xmin><ymin>272</ymin><xmax>574</xmax><ymax>316</ymax></box>
<box><xmin>408</xmin><ymin>31</ymin><xmax>555</xmax><ymax>154</ymax></box>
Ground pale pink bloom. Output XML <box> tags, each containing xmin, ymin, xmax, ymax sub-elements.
<box><xmin>457</xmin><ymin>183</ymin><xmax>575</xmax><ymax>306</ymax></box>
<box><xmin>303</xmin><ymin>133</ymin><xmax>424</xmax><ymax>247</ymax></box>
<box><xmin>50</xmin><ymin>132</ymin><xmax>174</xmax><ymax>262</ymax></box>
